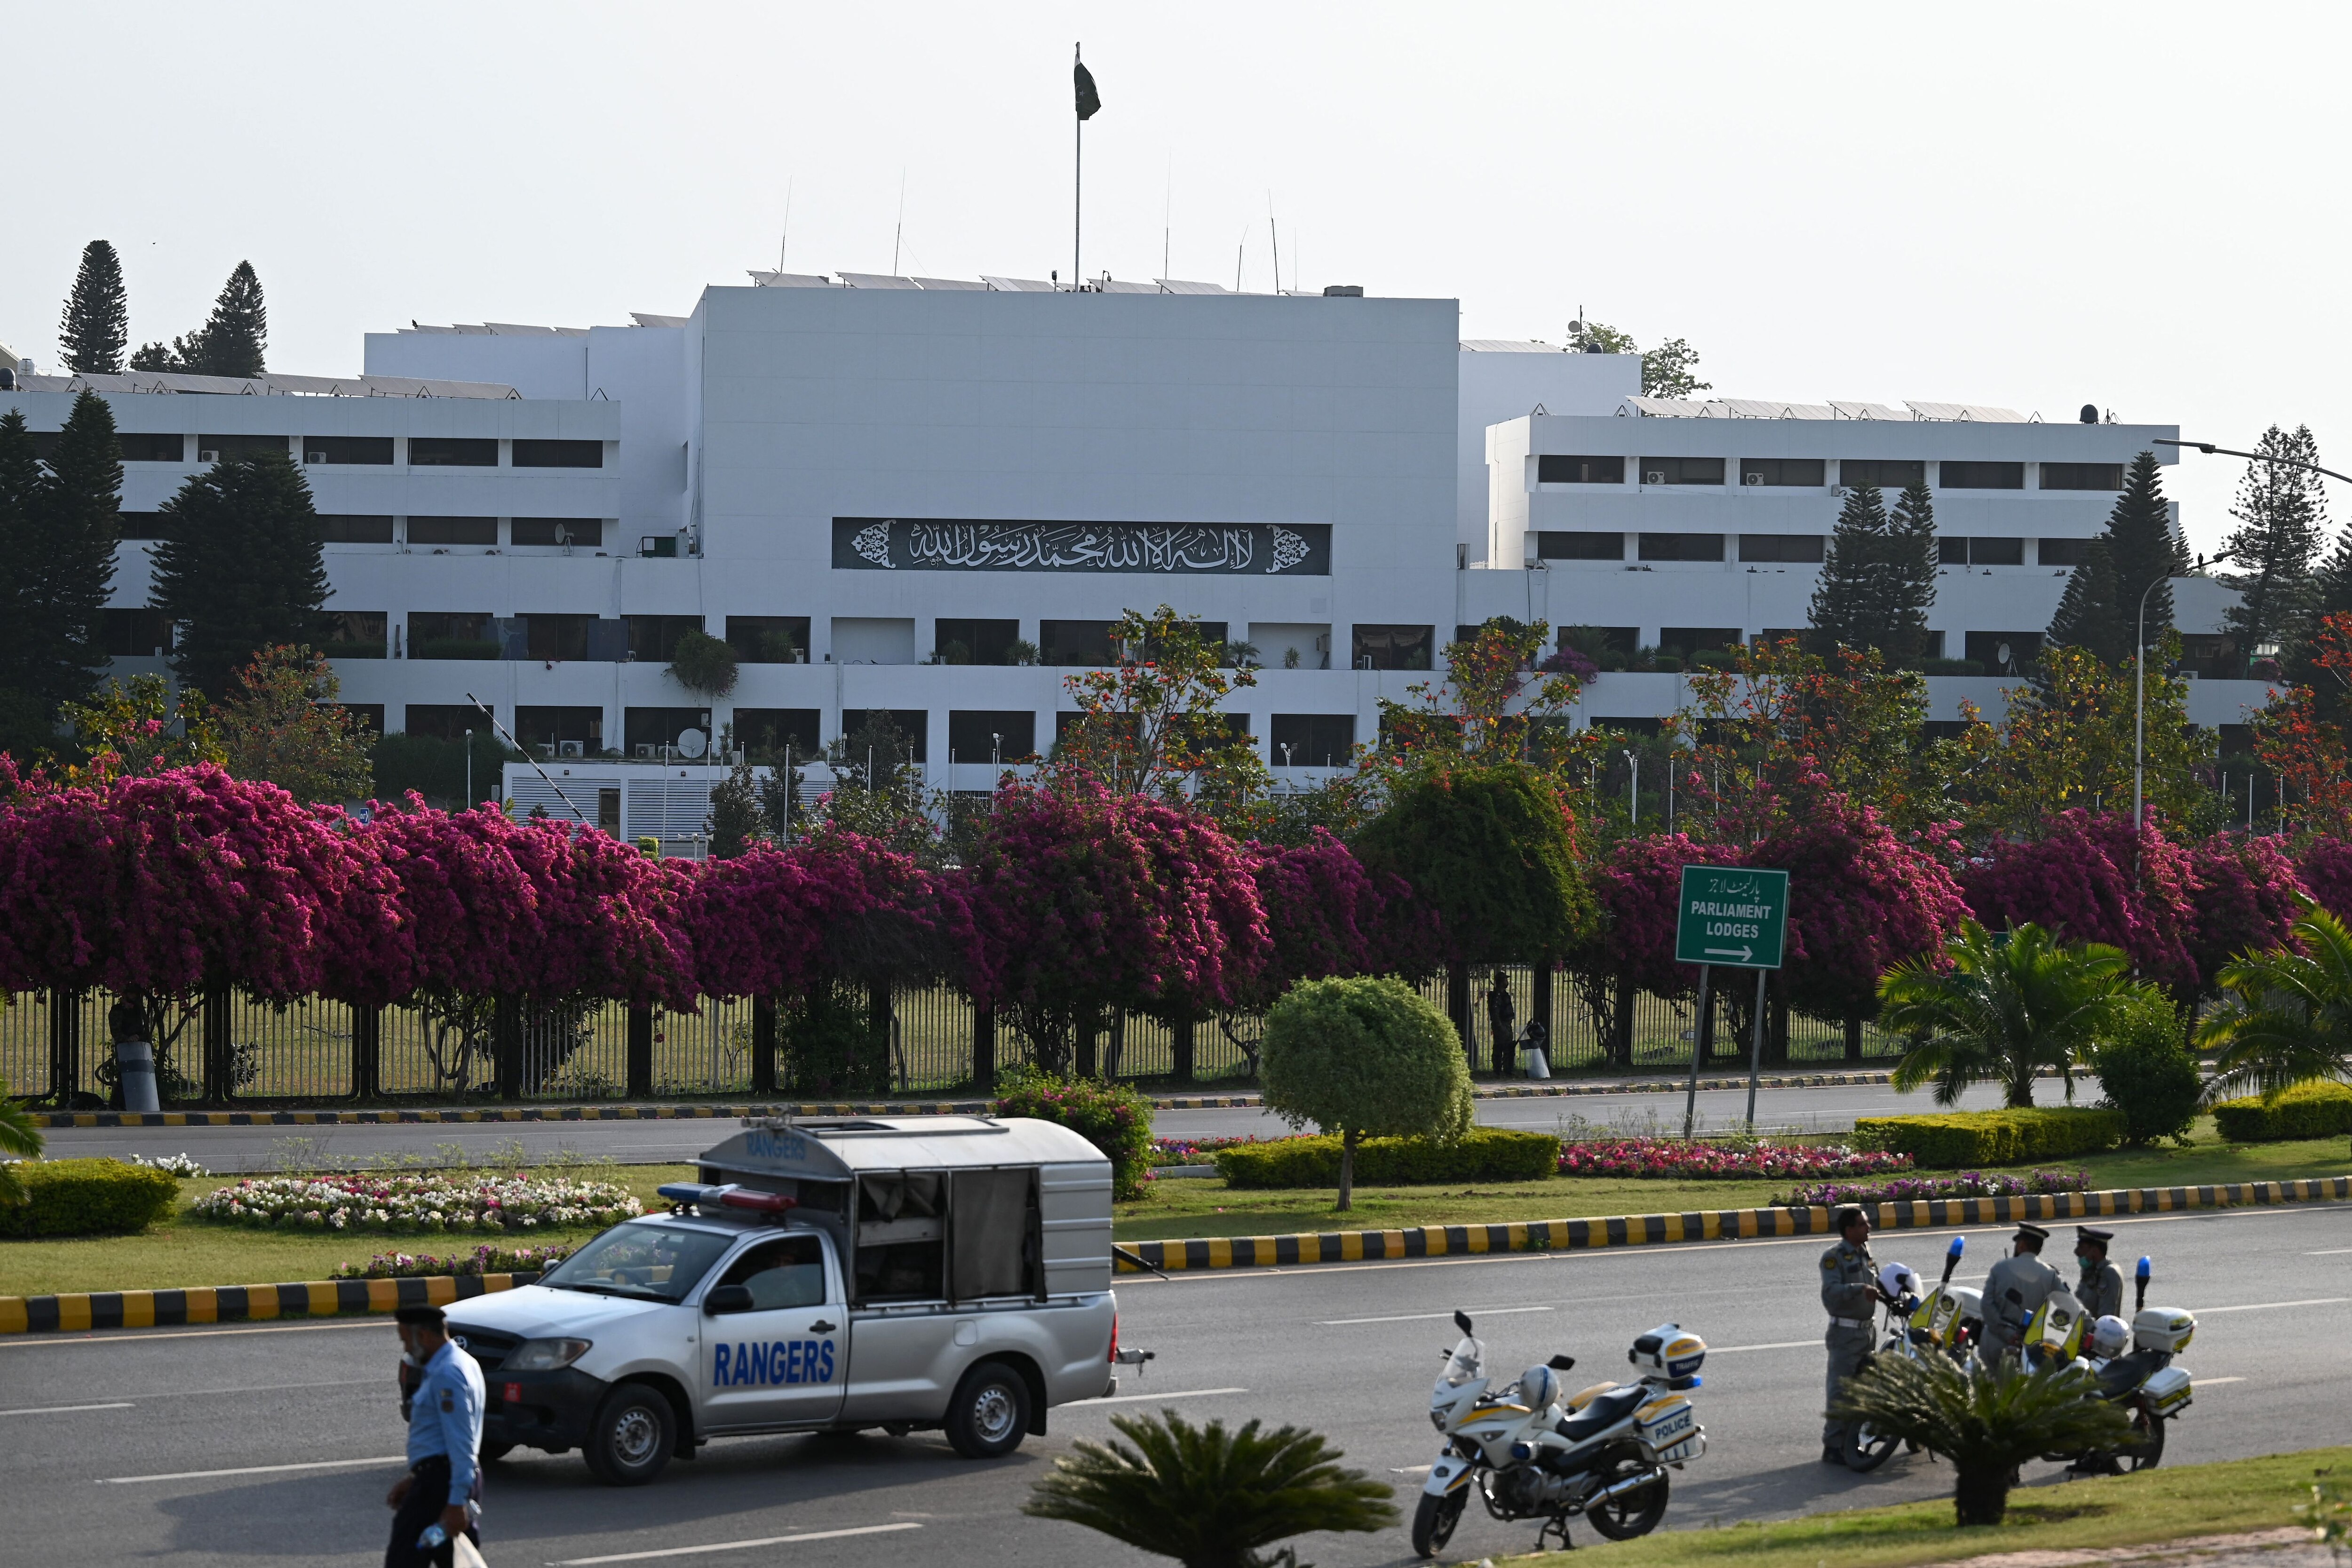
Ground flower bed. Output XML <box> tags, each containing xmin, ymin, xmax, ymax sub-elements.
<box><xmin>1555</xmin><ymin>1137</ymin><xmax>1913</xmax><ymax>1181</ymax></box>
<box><xmin>126</xmin><ymin>1153</ymin><xmax>209</xmax><ymax>1178</ymax></box>
<box><xmin>1151</xmin><ymin>1135</ymin><xmax>1264</xmax><ymax>1168</ymax></box>
<box><xmin>1775</xmin><ymin>1169</ymin><xmax>2092</xmax><ymax>1208</ymax></box>
<box><xmin>190</xmin><ymin>1172</ymin><xmax>641</xmax><ymax>1234</ymax></box>
<box><xmin>330</xmin><ymin>1242</ymin><xmax>579</xmax><ymax>1280</ymax></box>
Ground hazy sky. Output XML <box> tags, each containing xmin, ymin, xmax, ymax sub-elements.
<box><xmin>5</xmin><ymin>1</ymin><xmax>2344</xmax><ymax>549</ymax></box>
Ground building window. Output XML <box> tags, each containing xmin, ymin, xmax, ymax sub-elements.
<box><xmin>1536</xmin><ymin>454</ymin><xmax>1626</xmax><ymax>484</ymax></box>
<box><xmin>1040</xmin><ymin>620</ymin><xmax>1120</xmax><ymax>667</ymax></box>
<box><xmin>732</xmin><ymin>708</ymin><xmax>820</xmax><ymax>758</ymax></box>
<box><xmin>407</xmin><ymin>516</ymin><xmax>497</xmax><ymax>546</ymax></box>
<box><xmin>1939</xmin><ymin>461</ymin><xmax>2025</xmax><ymax>489</ymax></box>
<box><xmin>117</xmin><ymin>513</ymin><xmax>167</xmax><ymax>540</ymax></box>
<box><xmin>1738</xmin><ymin>534</ymin><xmax>1825</xmax><ymax>563</ymax></box>
<box><xmin>303</xmin><ymin>436</ymin><xmax>394</xmax><ymax>465</ymax></box>
<box><xmin>1839</xmin><ymin>459</ymin><xmax>1926</xmax><ymax>488</ymax></box>
<box><xmin>1739</xmin><ymin>458</ymin><xmax>1827</xmax><ymax>487</ymax></box>
<box><xmin>2040</xmin><ymin>462</ymin><xmax>2123</xmax><ymax>491</ymax></box>
<box><xmin>1941</xmin><ymin>536</ymin><xmax>2024</xmax><ymax>565</ymax></box>
<box><xmin>1638</xmin><ymin>532</ymin><xmax>1725</xmax><ymax>562</ymax></box>
<box><xmin>512</xmin><ymin>438</ymin><xmax>603</xmax><ymax>469</ymax></box>
<box><xmin>522</xmin><ymin>614</ymin><xmax>594</xmax><ymax>662</ymax></box>
<box><xmin>624</xmin><ymin>706</ymin><xmax>712</xmax><ymax>757</ymax></box>
<box><xmin>1963</xmin><ymin>631</ymin><xmax>2042</xmax><ymax>672</ymax></box>
<box><xmin>1352</xmin><ymin>624</ymin><xmax>1433</xmax><ymax>671</ymax></box>
<box><xmin>322</xmin><ymin>515</ymin><xmax>395</xmax><ymax>544</ymax></box>
<box><xmin>511</xmin><ymin>517</ymin><xmax>603</xmax><ymax>547</ymax></box>
<box><xmin>1639</xmin><ymin>455</ymin><xmax>1725</xmax><ymax>486</ymax></box>
<box><xmin>840</xmin><ymin>709</ymin><xmax>929</xmax><ymax>763</ymax></box>
<box><xmin>1269</xmin><ymin>714</ymin><xmax>1356</xmax><ymax>767</ymax></box>
<box><xmin>948</xmin><ymin>710</ymin><xmax>1038</xmax><ymax>762</ymax></box>
<box><xmin>197</xmin><ymin>434</ymin><xmax>288</xmax><ymax>462</ymax></box>
<box><xmin>408</xmin><ymin>612</ymin><xmax>497</xmax><ymax>660</ymax></box>
<box><xmin>102</xmin><ymin>607</ymin><xmax>173</xmax><ymax>659</ymax></box>
<box><xmin>409</xmin><ymin>437</ymin><xmax>498</xmax><ymax>467</ymax></box>
<box><xmin>935</xmin><ymin>618</ymin><xmax>1022</xmax><ymax>665</ymax></box>
<box><xmin>1536</xmin><ymin>531</ymin><xmax>1625</xmax><ymax>561</ymax></box>
<box><xmin>627</xmin><ymin>615</ymin><xmax>704</xmax><ymax>662</ymax></box>
<box><xmin>405</xmin><ymin>704</ymin><xmax>486</xmax><ymax>741</ymax></box>
<box><xmin>117</xmin><ymin>432</ymin><xmax>185</xmax><ymax>463</ymax></box>
<box><xmin>323</xmin><ymin>610</ymin><xmax>387</xmax><ymax>659</ymax></box>
<box><xmin>1659</xmin><ymin>627</ymin><xmax>1742</xmax><ymax>658</ymax></box>
<box><xmin>2039</xmin><ymin>537</ymin><xmax>2096</xmax><ymax>567</ymax></box>
<box><xmin>726</xmin><ymin>616</ymin><xmax>811</xmax><ymax>663</ymax></box>
<box><xmin>517</xmin><ymin>706</ymin><xmax>607</xmax><ymax>753</ymax></box>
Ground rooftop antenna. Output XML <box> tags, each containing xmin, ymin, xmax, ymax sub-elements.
<box><xmin>778</xmin><ymin>176</ymin><xmax>794</xmax><ymax>271</ymax></box>
<box><xmin>1267</xmin><ymin>195</ymin><xmax>1280</xmax><ymax>295</ymax></box>
<box><xmin>891</xmin><ymin>169</ymin><xmax>906</xmax><ymax>276</ymax></box>
<box><xmin>1162</xmin><ymin>153</ymin><xmax>1172</xmax><ymax>285</ymax></box>
<box><xmin>1236</xmin><ymin>223</ymin><xmax>1249</xmax><ymax>294</ymax></box>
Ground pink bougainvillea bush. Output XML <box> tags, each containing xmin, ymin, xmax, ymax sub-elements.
<box><xmin>2183</xmin><ymin>832</ymin><xmax>2308</xmax><ymax>992</ymax></box>
<box><xmin>690</xmin><ymin>832</ymin><xmax>975</xmax><ymax>1000</ymax></box>
<box><xmin>2296</xmin><ymin>836</ymin><xmax>2352</xmax><ymax>923</ymax></box>
<box><xmin>1555</xmin><ymin>1137</ymin><xmax>1912</xmax><ymax>1180</ymax></box>
<box><xmin>1586</xmin><ymin>832</ymin><xmax>1724</xmax><ymax>999</ymax></box>
<box><xmin>1961</xmin><ymin>811</ymin><xmax>2199</xmax><ymax>990</ymax></box>
<box><xmin>1749</xmin><ymin>798</ymin><xmax>1969</xmax><ymax>1024</ymax></box>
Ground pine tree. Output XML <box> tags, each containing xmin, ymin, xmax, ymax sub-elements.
<box><xmin>1808</xmin><ymin>482</ymin><xmax>1887</xmax><ymax>653</ymax></box>
<box><xmin>28</xmin><ymin>391</ymin><xmax>122</xmax><ymax>711</ymax></box>
<box><xmin>1880</xmin><ymin>480</ymin><xmax>1939</xmax><ymax>663</ymax></box>
<box><xmin>2047</xmin><ymin>537</ymin><xmax>2124</xmax><ymax>665</ymax></box>
<box><xmin>195</xmin><ymin>262</ymin><xmax>266</xmax><ymax>377</ymax></box>
<box><xmin>151</xmin><ymin>452</ymin><xmax>327</xmax><ymax>695</ymax></box>
<box><xmin>0</xmin><ymin>412</ymin><xmax>49</xmax><ymax>758</ymax></box>
<box><xmin>2049</xmin><ymin>451</ymin><xmax>2183</xmax><ymax>666</ymax></box>
<box><xmin>58</xmin><ymin>240</ymin><xmax>128</xmax><ymax>375</ymax></box>
<box><xmin>2225</xmin><ymin>425</ymin><xmax>2330</xmax><ymax>674</ymax></box>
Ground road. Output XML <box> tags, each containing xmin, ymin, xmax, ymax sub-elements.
<box><xmin>38</xmin><ymin>1078</ymin><xmax>2033</xmax><ymax>1171</ymax></box>
<box><xmin>2</xmin><ymin>1196</ymin><xmax>2337</xmax><ymax>1567</ymax></box>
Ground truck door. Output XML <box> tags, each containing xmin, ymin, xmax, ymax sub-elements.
<box><xmin>699</xmin><ymin>1233</ymin><xmax>848</xmax><ymax>1430</ymax></box>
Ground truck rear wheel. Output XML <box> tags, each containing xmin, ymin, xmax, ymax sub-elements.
<box><xmin>584</xmin><ymin>1382</ymin><xmax>675</xmax><ymax>1486</ymax></box>
<box><xmin>945</xmin><ymin>1361</ymin><xmax>1031</xmax><ymax>1459</ymax></box>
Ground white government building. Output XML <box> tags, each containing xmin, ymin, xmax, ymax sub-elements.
<box><xmin>2</xmin><ymin>272</ymin><xmax>2271</xmax><ymax>841</ymax></box>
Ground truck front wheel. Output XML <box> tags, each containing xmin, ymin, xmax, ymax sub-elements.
<box><xmin>945</xmin><ymin>1361</ymin><xmax>1031</xmax><ymax>1460</ymax></box>
<box><xmin>584</xmin><ymin>1383</ymin><xmax>675</xmax><ymax>1486</ymax></box>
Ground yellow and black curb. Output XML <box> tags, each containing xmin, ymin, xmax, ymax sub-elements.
<box><xmin>0</xmin><ymin>1270</ymin><xmax>541</xmax><ymax>1336</ymax></box>
<box><xmin>32</xmin><ymin>1072</ymin><xmax>1913</xmax><ymax>1129</ymax></box>
<box><xmin>1113</xmin><ymin>1176</ymin><xmax>2352</xmax><ymax>1274</ymax></box>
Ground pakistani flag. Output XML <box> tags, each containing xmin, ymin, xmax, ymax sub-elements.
<box><xmin>1074</xmin><ymin>56</ymin><xmax>1101</xmax><ymax>120</ymax></box>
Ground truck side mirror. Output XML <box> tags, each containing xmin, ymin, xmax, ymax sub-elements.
<box><xmin>704</xmin><ymin>1284</ymin><xmax>754</xmax><ymax>1315</ymax></box>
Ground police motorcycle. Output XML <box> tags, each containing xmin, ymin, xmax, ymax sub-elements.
<box><xmin>1846</xmin><ymin>1236</ymin><xmax>1972</xmax><ymax>1472</ymax></box>
<box><xmin>2037</xmin><ymin>1256</ymin><xmax>2197</xmax><ymax>1474</ymax></box>
<box><xmin>1413</xmin><ymin>1311</ymin><xmax>1707</xmax><ymax>1558</ymax></box>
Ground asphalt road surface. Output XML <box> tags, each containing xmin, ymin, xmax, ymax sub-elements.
<box><xmin>3</xmin><ymin>1196</ymin><xmax>2336</xmax><ymax>1568</ymax></box>
<box><xmin>39</xmin><ymin>1078</ymin><xmax>2031</xmax><ymax>1171</ymax></box>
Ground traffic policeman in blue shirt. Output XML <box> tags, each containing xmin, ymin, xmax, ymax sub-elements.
<box><xmin>387</xmin><ymin>1304</ymin><xmax>485</xmax><ymax>1567</ymax></box>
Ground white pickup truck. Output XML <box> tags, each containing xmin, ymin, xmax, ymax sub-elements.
<box><xmin>443</xmin><ymin>1115</ymin><xmax>1143</xmax><ymax>1484</ymax></box>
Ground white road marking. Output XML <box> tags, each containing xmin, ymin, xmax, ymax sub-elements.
<box><xmin>1068</xmin><ymin>1386</ymin><xmax>1249</xmax><ymax>1407</ymax></box>
<box><xmin>2195</xmin><ymin>1377</ymin><xmax>2246</xmax><ymax>1386</ymax></box>
<box><xmin>1320</xmin><ymin>1305</ymin><xmax>1554</xmax><ymax>1326</ymax></box>
<box><xmin>2305</xmin><ymin>1248</ymin><xmax>2352</xmax><ymax>1255</ymax></box>
<box><xmin>2</xmin><ymin>1320</ymin><xmax>394</xmax><ymax>1348</ymax></box>
<box><xmin>1391</xmin><ymin>1464</ymin><xmax>1434</xmax><ymax>1475</ymax></box>
<box><xmin>0</xmin><ymin>1401</ymin><xmax>134</xmax><ymax>1417</ymax></box>
<box><xmin>2189</xmin><ymin>1297</ymin><xmax>2350</xmax><ymax>1313</ymax></box>
<box><xmin>549</xmin><ymin>1522</ymin><xmax>922</xmax><ymax>1564</ymax></box>
<box><xmin>1704</xmin><ymin>1340</ymin><xmax>1820</xmax><ymax>1354</ymax></box>
<box><xmin>99</xmin><ymin>1455</ymin><xmax>404</xmax><ymax>1484</ymax></box>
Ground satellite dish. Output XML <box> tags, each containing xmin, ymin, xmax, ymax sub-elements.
<box><xmin>676</xmin><ymin>728</ymin><xmax>707</xmax><ymax>759</ymax></box>
<box><xmin>1996</xmin><ymin>642</ymin><xmax>2014</xmax><ymax>668</ymax></box>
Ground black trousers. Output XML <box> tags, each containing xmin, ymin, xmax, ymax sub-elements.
<box><xmin>385</xmin><ymin>1456</ymin><xmax>481</xmax><ymax>1568</ymax></box>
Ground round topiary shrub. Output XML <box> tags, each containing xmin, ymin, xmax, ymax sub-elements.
<box><xmin>2093</xmin><ymin>989</ymin><xmax>2203</xmax><ymax>1146</ymax></box>
<box><xmin>1260</xmin><ymin>975</ymin><xmax>1473</xmax><ymax>1210</ymax></box>
<box><xmin>668</xmin><ymin>629</ymin><xmax>740</xmax><ymax>697</ymax></box>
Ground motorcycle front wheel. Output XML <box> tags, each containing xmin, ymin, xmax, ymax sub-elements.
<box><xmin>1412</xmin><ymin>1490</ymin><xmax>1466</xmax><ymax>1558</ymax></box>
<box><xmin>1846</xmin><ymin>1422</ymin><xmax>1901</xmax><ymax>1473</ymax></box>
<box><xmin>1583</xmin><ymin>1457</ymin><xmax>1670</xmax><ymax>1541</ymax></box>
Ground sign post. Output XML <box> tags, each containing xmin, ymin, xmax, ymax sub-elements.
<box><xmin>1673</xmin><ymin>865</ymin><xmax>1790</xmax><ymax>1137</ymax></box>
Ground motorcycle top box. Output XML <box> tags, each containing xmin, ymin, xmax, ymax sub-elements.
<box><xmin>1627</xmin><ymin>1324</ymin><xmax>1706</xmax><ymax>1382</ymax></box>
<box><xmin>2138</xmin><ymin>1365</ymin><xmax>2194</xmax><ymax>1416</ymax></box>
<box><xmin>2133</xmin><ymin>1307</ymin><xmax>2196</xmax><ymax>1354</ymax></box>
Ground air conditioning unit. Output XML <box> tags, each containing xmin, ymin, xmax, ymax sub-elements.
<box><xmin>559</xmin><ymin>740</ymin><xmax>584</xmax><ymax>758</ymax></box>
<box><xmin>306</xmin><ymin>451</ymin><xmax>327</xmax><ymax>464</ymax></box>
<box><xmin>198</xmin><ymin>450</ymin><xmax>220</xmax><ymax>463</ymax></box>
<box><xmin>1743</xmin><ymin>472</ymin><xmax>1764</xmax><ymax>485</ymax></box>
<box><xmin>1645</xmin><ymin>471</ymin><xmax>1665</xmax><ymax>485</ymax></box>
<box><xmin>635</xmin><ymin>743</ymin><xmax>656</xmax><ymax>759</ymax></box>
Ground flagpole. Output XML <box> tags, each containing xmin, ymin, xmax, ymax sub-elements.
<box><xmin>1073</xmin><ymin>42</ymin><xmax>1083</xmax><ymax>289</ymax></box>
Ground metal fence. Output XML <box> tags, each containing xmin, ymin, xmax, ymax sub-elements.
<box><xmin>0</xmin><ymin>970</ymin><xmax>1905</xmax><ymax>1108</ymax></box>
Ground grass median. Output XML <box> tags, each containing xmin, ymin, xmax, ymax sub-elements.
<box><xmin>1505</xmin><ymin>1443</ymin><xmax>2348</xmax><ymax>1568</ymax></box>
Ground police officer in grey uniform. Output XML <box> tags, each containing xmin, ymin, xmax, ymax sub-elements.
<box><xmin>387</xmin><ymin>1304</ymin><xmax>484</xmax><ymax>1567</ymax></box>
<box><xmin>2074</xmin><ymin>1226</ymin><xmax>2124</xmax><ymax>1321</ymax></box>
<box><xmin>1979</xmin><ymin>1223</ymin><xmax>2062</xmax><ymax>1362</ymax></box>
<box><xmin>1820</xmin><ymin>1205</ymin><xmax>1877</xmax><ymax>1464</ymax></box>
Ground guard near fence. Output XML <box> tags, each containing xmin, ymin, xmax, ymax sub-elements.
<box><xmin>2074</xmin><ymin>1226</ymin><xmax>2124</xmax><ymax>1321</ymax></box>
<box><xmin>387</xmin><ymin>1304</ymin><xmax>484</xmax><ymax>1567</ymax></box>
<box><xmin>1979</xmin><ymin>1223</ymin><xmax>2062</xmax><ymax>1361</ymax></box>
<box><xmin>1819</xmin><ymin>1205</ymin><xmax>1876</xmax><ymax>1464</ymax></box>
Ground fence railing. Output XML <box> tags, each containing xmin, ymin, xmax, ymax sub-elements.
<box><xmin>0</xmin><ymin>970</ymin><xmax>1907</xmax><ymax>1108</ymax></box>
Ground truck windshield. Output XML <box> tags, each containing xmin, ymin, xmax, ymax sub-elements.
<box><xmin>539</xmin><ymin>1222</ymin><xmax>736</xmax><ymax>1303</ymax></box>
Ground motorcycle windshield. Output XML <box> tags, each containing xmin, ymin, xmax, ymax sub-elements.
<box><xmin>1438</xmin><ymin>1336</ymin><xmax>1484</xmax><ymax>1389</ymax></box>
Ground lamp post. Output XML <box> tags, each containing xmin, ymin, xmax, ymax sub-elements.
<box><xmin>1623</xmin><ymin>749</ymin><xmax>1639</xmax><ymax>828</ymax></box>
<box><xmin>2134</xmin><ymin>550</ymin><xmax>2233</xmax><ymax>831</ymax></box>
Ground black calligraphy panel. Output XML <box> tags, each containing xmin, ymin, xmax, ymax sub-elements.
<box><xmin>832</xmin><ymin>517</ymin><xmax>1332</xmax><ymax>575</ymax></box>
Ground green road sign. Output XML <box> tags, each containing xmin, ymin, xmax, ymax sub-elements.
<box><xmin>1674</xmin><ymin>864</ymin><xmax>1789</xmax><ymax>970</ymax></box>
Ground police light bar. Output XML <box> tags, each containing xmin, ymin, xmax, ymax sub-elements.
<box><xmin>656</xmin><ymin>1182</ymin><xmax>797</xmax><ymax>1215</ymax></box>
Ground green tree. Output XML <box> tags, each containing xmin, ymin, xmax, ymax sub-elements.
<box><xmin>150</xmin><ymin>451</ymin><xmax>329</xmax><ymax>695</ymax></box>
<box><xmin>1807</xmin><ymin>482</ymin><xmax>1888</xmax><ymax>653</ymax></box>
<box><xmin>1351</xmin><ymin>764</ymin><xmax>1597</xmax><ymax>969</ymax></box>
<box><xmin>58</xmin><ymin>673</ymin><xmax>223</xmax><ymax>780</ymax></box>
<box><xmin>28</xmin><ymin>390</ymin><xmax>122</xmax><ymax>714</ymax></box>
<box><xmin>1055</xmin><ymin>605</ymin><xmax>1264</xmax><ymax>804</ymax></box>
<box><xmin>1024</xmin><ymin>1410</ymin><xmax>1396</xmax><ymax>1568</ymax></box>
<box><xmin>2220</xmin><ymin>425</ymin><xmax>2327</xmax><ymax>674</ymax></box>
<box><xmin>1830</xmin><ymin>1354</ymin><xmax>2132</xmax><ymax>1527</ymax></box>
<box><xmin>2093</xmin><ymin>990</ymin><xmax>2203</xmax><ymax>1146</ymax></box>
<box><xmin>2194</xmin><ymin>907</ymin><xmax>2352</xmax><ymax>1101</ymax></box>
<box><xmin>2049</xmin><ymin>452</ymin><xmax>2185</xmax><ymax>665</ymax></box>
<box><xmin>2046</xmin><ymin>535</ymin><xmax>2122</xmax><ymax>666</ymax></box>
<box><xmin>0</xmin><ymin>1075</ymin><xmax>42</xmax><ymax>1202</ymax></box>
<box><xmin>667</xmin><ymin>629</ymin><xmax>739</xmax><ymax>697</ymax></box>
<box><xmin>0</xmin><ymin>411</ymin><xmax>47</xmax><ymax>758</ymax></box>
<box><xmin>1639</xmin><ymin>338</ymin><xmax>1709</xmax><ymax>399</ymax></box>
<box><xmin>1880</xmin><ymin>921</ymin><xmax>2141</xmax><ymax>1107</ymax></box>
<box><xmin>58</xmin><ymin>240</ymin><xmax>129</xmax><ymax>375</ymax></box>
<box><xmin>707</xmin><ymin>750</ymin><xmax>765</xmax><ymax>858</ymax></box>
<box><xmin>1567</xmin><ymin>319</ymin><xmax>1636</xmax><ymax>355</ymax></box>
<box><xmin>213</xmin><ymin>645</ymin><xmax>374</xmax><ymax>803</ymax></box>
<box><xmin>1883</xmin><ymin>480</ymin><xmax>1939</xmax><ymax>663</ymax></box>
<box><xmin>130</xmin><ymin>259</ymin><xmax>268</xmax><ymax>377</ymax></box>
<box><xmin>1260</xmin><ymin>976</ymin><xmax>1473</xmax><ymax>1210</ymax></box>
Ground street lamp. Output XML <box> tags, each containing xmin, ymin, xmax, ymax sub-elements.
<box><xmin>1623</xmin><ymin>749</ymin><xmax>1639</xmax><ymax>828</ymax></box>
<box><xmin>2157</xmin><ymin>438</ymin><xmax>2352</xmax><ymax>489</ymax></box>
<box><xmin>2134</xmin><ymin>550</ymin><xmax>2233</xmax><ymax>831</ymax></box>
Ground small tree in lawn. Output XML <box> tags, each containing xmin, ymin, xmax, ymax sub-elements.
<box><xmin>2195</xmin><ymin>907</ymin><xmax>2352</xmax><ymax>1103</ymax></box>
<box><xmin>1259</xmin><ymin>976</ymin><xmax>1472</xmax><ymax>1210</ymax></box>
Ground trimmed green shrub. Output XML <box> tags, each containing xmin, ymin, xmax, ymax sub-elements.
<box><xmin>2093</xmin><ymin>992</ymin><xmax>2204</xmax><ymax>1146</ymax></box>
<box><xmin>1215</xmin><ymin>1128</ymin><xmax>1560</xmax><ymax>1190</ymax></box>
<box><xmin>2210</xmin><ymin>1081</ymin><xmax>2352</xmax><ymax>1143</ymax></box>
<box><xmin>1851</xmin><ymin>1107</ymin><xmax>2125</xmax><ymax>1168</ymax></box>
<box><xmin>994</xmin><ymin>1066</ymin><xmax>1155</xmax><ymax>1200</ymax></box>
<box><xmin>1260</xmin><ymin>975</ymin><xmax>1476</xmax><ymax>1209</ymax></box>
<box><xmin>0</xmin><ymin>1158</ymin><xmax>180</xmax><ymax>1238</ymax></box>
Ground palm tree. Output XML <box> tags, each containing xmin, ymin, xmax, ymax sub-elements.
<box><xmin>1024</xmin><ymin>1409</ymin><xmax>1397</xmax><ymax>1568</ymax></box>
<box><xmin>2196</xmin><ymin>906</ymin><xmax>2352</xmax><ymax>1101</ymax></box>
<box><xmin>1880</xmin><ymin>921</ymin><xmax>2137</xmax><ymax>1107</ymax></box>
<box><xmin>1831</xmin><ymin>1353</ymin><xmax>2134</xmax><ymax>1525</ymax></box>
<box><xmin>0</xmin><ymin>1075</ymin><xmax>46</xmax><ymax>1207</ymax></box>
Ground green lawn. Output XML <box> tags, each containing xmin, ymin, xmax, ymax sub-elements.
<box><xmin>1496</xmin><ymin>1444</ymin><xmax>2349</xmax><ymax>1568</ymax></box>
<box><xmin>1113</xmin><ymin>1126</ymin><xmax>2352</xmax><ymax>1242</ymax></box>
